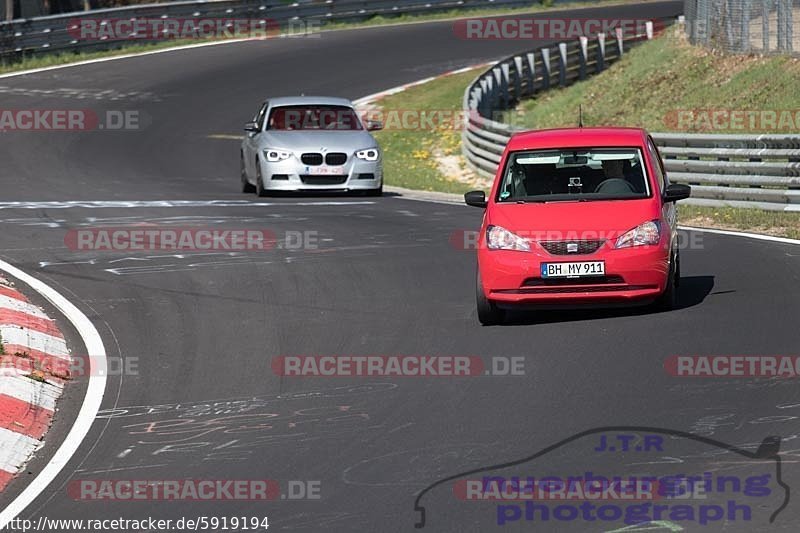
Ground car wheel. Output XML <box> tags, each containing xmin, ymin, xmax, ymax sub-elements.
<box><xmin>476</xmin><ymin>268</ymin><xmax>505</xmax><ymax>326</ymax></box>
<box><xmin>655</xmin><ymin>252</ymin><xmax>678</xmax><ymax>311</ymax></box>
<box><xmin>241</xmin><ymin>154</ymin><xmax>255</xmax><ymax>193</ymax></box>
<box><xmin>255</xmin><ymin>164</ymin><xmax>270</xmax><ymax>197</ymax></box>
<box><xmin>365</xmin><ymin>185</ymin><xmax>383</xmax><ymax>197</ymax></box>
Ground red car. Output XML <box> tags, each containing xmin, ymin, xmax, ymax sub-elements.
<box><xmin>465</xmin><ymin>127</ymin><xmax>691</xmax><ymax>325</ymax></box>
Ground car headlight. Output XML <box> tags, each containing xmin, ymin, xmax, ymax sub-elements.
<box><xmin>263</xmin><ymin>149</ymin><xmax>291</xmax><ymax>162</ymax></box>
<box><xmin>615</xmin><ymin>220</ymin><xmax>661</xmax><ymax>249</ymax></box>
<box><xmin>355</xmin><ymin>148</ymin><xmax>380</xmax><ymax>161</ymax></box>
<box><xmin>486</xmin><ymin>225</ymin><xmax>530</xmax><ymax>252</ymax></box>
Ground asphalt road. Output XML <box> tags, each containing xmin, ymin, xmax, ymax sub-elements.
<box><xmin>3</xmin><ymin>1</ymin><xmax>800</xmax><ymax>531</ymax></box>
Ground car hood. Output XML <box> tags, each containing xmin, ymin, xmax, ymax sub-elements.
<box><xmin>258</xmin><ymin>130</ymin><xmax>376</xmax><ymax>152</ymax></box>
<box><xmin>487</xmin><ymin>199</ymin><xmax>661</xmax><ymax>241</ymax></box>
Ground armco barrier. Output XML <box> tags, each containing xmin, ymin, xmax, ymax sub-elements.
<box><xmin>462</xmin><ymin>19</ymin><xmax>800</xmax><ymax>211</ymax></box>
<box><xmin>0</xmin><ymin>0</ymin><xmax>566</xmax><ymax>62</ymax></box>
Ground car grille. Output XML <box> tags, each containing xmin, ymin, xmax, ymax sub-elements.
<box><xmin>522</xmin><ymin>275</ymin><xmax>625</xmax><ymax>287</ymax></box>
<box><xmin>539</xmin><ymin>240</ymin><xmax>606</xmax><ymax>255</ymax></box>
<box><xmin>301</xmin><ymin>153</ymin><xmax>323</xmax><ymax>166</ymax></box>
<box><xmin>299</xmin><ymin>175</ymin><xmax>348</xmax><ymax>185</ymax></box>
<box><xmin>325</xmin><ymin>153</ymin><xmax>347</xmax><ymax>166</ymax></box>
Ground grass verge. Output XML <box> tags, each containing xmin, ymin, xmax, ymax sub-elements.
<box><xmin>371</xmin><ymin>68</ymin><xmax>484</xmax><ymax>193</ymax></box>
<box><xmin>513</xmin><ymin>31</ymin><xmax>800</xmax><ymax>132</ymax></box>
<box><xmin>1</xmin><ymin>0</ymin><xmax>644</xmax><ymax>76</ymax></box>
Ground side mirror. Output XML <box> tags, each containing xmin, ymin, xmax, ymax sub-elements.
<box><xmin>664</xmin><ymin>183</ymin><xmax>691</xmax><ymax>203</ymax></box>
<box><xmin>244</xmin><ymin>121</ymin><xmax>260</xmax><ymax>133</ymax></box>
<box><xmin>365</xmin><ymin>120</ymin><xmax>383</xmax><ymax>132</ymax></box>
<box><xmin>465</xmin><ymin>190</ymin><xmax>488</xmax><ymax>208</ymax></box>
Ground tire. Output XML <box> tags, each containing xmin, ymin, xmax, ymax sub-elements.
<box><xmin>365</xmin><ymin>185</ymin><xmax>383</xmax><ymax>197</ymax></box>
<box><xmin>476</xmin><ymin>268</ymin><xmax>505</xmax><ymax>326</ymax></box>
<box><xmin>241</xmin><ymin>154</ymin><xmax>255</xmax><ymax>193</ymax></box>
<box><xmin>255</xmin><ymin>164</ymin><xmax>270</xmax><ymax>197</ymax></box>
<box><xmin>655</xmin><ymin>252</ymin><xmax>679</xmax><ymax>311</ymax></box>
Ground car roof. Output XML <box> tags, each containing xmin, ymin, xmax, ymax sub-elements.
<box><xmin>266</xmin><ymin>96</ymin><xmax>354</xmax><ymax>107</ymax></box>
<box><xmin>506</xmin><ymin>127</ymin><xmax>649</xmax><ymax>151</ymax></box>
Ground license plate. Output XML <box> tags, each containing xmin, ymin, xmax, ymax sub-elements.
<box><xmin>541</xmin><ymin>261</ymin><xmax>605</xmax><ymax>278</ymax></box>
<box><xmin>306</xmin><ymin>166</ymin><xmax>346</xmax><ymax>176</ymax></box>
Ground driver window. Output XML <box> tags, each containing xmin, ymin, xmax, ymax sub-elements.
<box><xmin>647</xmin><ymin>137</ymin><xmax>666</xmax><ymax>193</ymax></box>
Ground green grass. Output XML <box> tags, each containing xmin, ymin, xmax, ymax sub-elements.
<box><xmin>0</xmin><ymin>0</ymin><xmax>642</xmax><ymax>76</ymax></box>
<box><xmin>513</xmin><ymin>31</ymin><xmax>800</xmax><ymax>132</ymax></box>
<box><xmin>373</xmin><ymin>68</ymin><xmax>482</xmax><ymax>193</ymax></box>
<box><xmin>679</xmin><ymin>205</ymin><xmax>800</xmax><ymax>239</ymax></box>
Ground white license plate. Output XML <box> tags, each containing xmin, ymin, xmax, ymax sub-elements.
<box><xmin>541</xmin><ymin>261</ymin><xmax>605</xmax><ymax>278</ymax></box>
<box><xmin>306</xmin><ymin>166</ymin><xmax>347</xmax><ymax>176</ymax></box>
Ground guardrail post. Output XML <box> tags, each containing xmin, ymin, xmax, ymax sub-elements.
<box><xmin>596</xmin><ymin>32</ymin><xmax>605</xmax><ymax>72</ymax></box>
<box><xmin>615</xmin><ymin>27</ymin><xmax>624</xmax><ymax>56</ymax></box>
<box><xmin>494</xmin><ymin>66</ymin><xmax>506</xmax><ymax>110</ymax></box>
<box><xmin>540</xmin><ymin>47</ymin><xmax>551</xmax><ymax>90</ymax></box>
<box><xmin>513</xmin><ymin>55</ymin><xmax>523</xmax><ymax>100</ymax></box>
<box><xmin>777</xmin><ymin>0</ymin><xmax>786</xmax><ymax>50</ymax></box>
<box><xmin>558</xmin><ymin>42</ymin><xmax>567</xmax><ymax>87</ymax></box>
<box><xmin>645</xmin><ymin>20</ymin><xmax>653</xmax><ymax>40</ymax></box>
<box><xmin>525</xmin><ymin>52</ymin><xmax>536</xmax><ymax>96</ymax></box>
<box><xmin>578</xmin><ymin>36</ymin><xmax>588</xmax><ymax>80</ymax></box>
<box><xmin>500</xmin><ymin>62</ymin><xmax>511</xmax><ymax>106</ymax></box>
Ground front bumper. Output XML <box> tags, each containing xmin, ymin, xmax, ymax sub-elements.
<box><xmin>259</xmin><ymin>156</ymin><xmax>382</xmax><ymax>191</ymax></box>
<box><xmin>479</xmin><ymin>243</ymin><xmax>670</xmax><ymax>307</ymax></box>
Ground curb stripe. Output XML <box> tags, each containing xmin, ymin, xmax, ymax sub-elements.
<box><xmin>0</xmin><ymin>471</ymin><xmax>13</xmax><ymax>492</ymax></box>
<box><xmin>0</xmin><ymin>295</ymin><xmax>49</xmax><ymax>319</ymax></box>
<box><xmin>0</xmin><ymin>348</ymin><xmax>72</xmax><ymax>376</ymax></box>
<box><xmin>0</xmin><ymin>394</ymin><xmax>54</xmax><ymax>440</ymax></box>
<box><xmin>0</xmin><ymin>287</ymin><xmax>28</xmax><ymax>303</ymax></box>
<box><xmin>0</xmin><ymin>427</ymin><xmax>41</xmax><ymax>475</ymax></box>
<box><xmin>0</xmin><ymin>374</ymin><xmax>61</xmax><ymax>411</ymax></box>
<box><xmin>0</xmin><ymin>327</ymin><xmax>69</xmax><ymax>358</ymax></box>
<box><xmin>0</xmin><ymin>309</ymin><xmax>62</xmax><ymax>338</ymax></box>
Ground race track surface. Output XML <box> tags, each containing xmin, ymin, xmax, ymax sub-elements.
<box><xmin>3</xmin><ymin>2</ymin><xmax>800</xmax><ymax>531</ymax></box>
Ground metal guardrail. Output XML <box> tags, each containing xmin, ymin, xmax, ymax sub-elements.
<box><xmin>461</xmin><ymin>20</ymin><xmax>800</xmax><ymax>211</ymax></box>
<box><xmin>0</xmin><ymin>0</ymin><xmax>563</xmax><ymax>62</ymax></box>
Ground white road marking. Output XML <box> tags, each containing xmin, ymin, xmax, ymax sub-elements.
<box><xmin>0</xmin><ymin>200</ymin><xmax>375</xmax><ymax>210</ymax></box>
<box><xmin>679</xmin><ymin>226</ymin><xmax>800</xmax><ymax>246</ymax></box>
<box><xmin>0</xmin><ymin>259</ymin><xmax>107</xmax><ymax>531</ymax></box>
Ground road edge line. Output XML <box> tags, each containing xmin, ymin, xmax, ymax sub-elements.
<box><xmin>0</xmin><ymin>261</ymin><xmax>106</xmax><ymax>530</ymax></box>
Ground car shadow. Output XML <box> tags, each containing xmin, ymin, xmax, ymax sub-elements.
<box><xmin>500</xmin><ymin>275</ymin><xmax>715</xmax><ymax>326</ymax></box>
<box><xmin>255</xmin><ymin>190</ymin><xmax>388</xmax><ymax>199</ymax></box>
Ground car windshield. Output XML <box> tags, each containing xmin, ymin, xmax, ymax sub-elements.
<box><xmin>267</xmin><ymin>105</ymin><xmax>363</xmax><ymax>131</ymax></box>
<box><xmin>497</xmin><ymin>148</ymin><xmax>650</xmax><ymax>202</ymax></box>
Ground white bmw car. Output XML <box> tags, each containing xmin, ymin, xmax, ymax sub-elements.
<box><xmin>241</xmin><ymin>96</ymin><xmax>383</xmax><ymax>196</ymax></box>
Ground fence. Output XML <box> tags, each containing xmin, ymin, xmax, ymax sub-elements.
<box><xmin>0</xmin><ymin>0</ymin><xmax>563</xmax><ymax>62</ymax></box>
<box><xmin>462</xmin><ymin>19</ymin><xmax>800</xmax><ymax>211</ymax></box>
<box><xmin>683</xmin><ymin>0</ymin><xmax>799</xmax><ymax>54</ymax></box>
